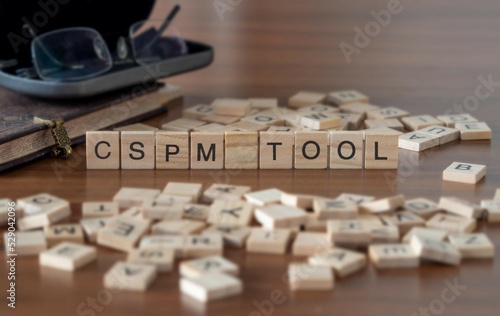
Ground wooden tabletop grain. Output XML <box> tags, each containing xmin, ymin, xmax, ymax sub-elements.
<box><xmin>2</xmin><ymin>0</ymin><xmax>500</xmax><ymax>315</ymax></box>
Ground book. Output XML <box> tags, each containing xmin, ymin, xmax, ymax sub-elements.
<box><xmin>0</xmin><ymin>84</ymin><xmax>180</xmax><ymax>172</ymax></box>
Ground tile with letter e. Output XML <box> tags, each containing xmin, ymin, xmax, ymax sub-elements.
<box><xmin>288</xmin><ymin>263</ymin><xmax>334</xmax><ymax>291</ymax></box>
<box><xmin>410</xmin><ymin>235</ymin><xmax>461</xmax><ymax>266</ymax></box>
<box><xmin>455</xmin><ymin>122</ymin><xmax>492</xmax><ymax>140</ymax></box>
<box><xmin>39</xmin><ymin>242</ymin><xmax>96</xmax><ymax>271</ymax></box>
<box><xmin>104</xmin><ymin>261</ymin><xmax>157</xmax><ymax>292</ymax></box>
<box><xmin>44</xmin><ymin>224</ymin><xmax>84</xmax><ymax>247</ymax></box>
<box><xmin>207</xmin><ymin>200</ymin><xmax>254</xmax><ymax>226</ymax></box>
<box><xmin>120</xmin><ymin>131</ymin><xmax>155</xmax><ymax>169</ymax></box>
<box><xmin>180</xmin><ymin>255</ymin><xmax>239</xmax><ymax>278</ymax></box>
<box><xmin>294</xmin><ymin>131</ymin><xmax>328</xmax><ymax>169</ymax></box>
<box><xmin>438</xmin><ymin>196</ymin><xmax>485</xmax><ymax>218</ymax></box>
<box><xmin>112</xmin><ymin>187</ymin><xmax>160</xmax><ymax>208</ymax></box>
<box><xmin>86</xmin><ymin>131</ymin><xmax>120</xmax><ymax>169</ymax></box>
<box><xmin>436</xmin><ymin>114</ymin><xmax>478</xmax><ymax>127</ymax></box>
<box><xmin>443</xmin><ymin>162</ymin><xmax>486</xmax><ymax>184</ymax></box>
<box><xmin>203</xmin><ymin>184</ymin><xmax>252</xmax><ymax>202</ymax></box>
<box><xmin>401</xmin><ymin>115</ymin><xmax>444</xmax><ymax>131</ymax></box>
<box><xmin>368</xmin><ymin>244</ymin><xmax>419</xmax><ymax>269</ymax></box>
<box><xmin>417</xmin><ymin>125</ymin><xmax>460</xmax><ymax>145</ymax></box>
<box><xmin>259</xmin><ymin>131</ymin><xmax>294</xmax><ymax>169</ymax></box>
<box><xmin>398</xmin><ymin>132</ymin><xmax>439</xmax><ymax>152</ymax></box>
<box><xmin>313</xmin><ymin>198</ymin><xmax>358</xmax><ymax>220</ymax></box>
<box><xmin>448</xmin><ymin>233</ymin><xmax>495</xmax><ymax>259</ymax></box>
<box><xmin>364</xmin><ymin>129</ymin><xmax>400</xmax><ymax>169</ymax></box>
<box><xmin>4</xmin><ymin>230</ymin><xmax>47</xmax><ymax>255</ymax></box>
<box><xmin>292</xmin><ymin>232</ymin><xmax>330</xmax><ymax>256</ymax></box>
<box><xmin>329</xmin><ymin>131</ymin><xmax>364</xmax><ymax>169</ymax></box>
<box><xmin>426</xmin><ymin>213</ymin><xmax>476</xmax><ymax>234</ymax></box>
<box><xmin>404</xmin><ymin>198</ymin><xmax>441</xmax><ymax>219</ymax></box>
<box><xmin>127</xmin><ymin>248</ymin><xmax>174</xmax><ymax>272</ymax></box>
<box><xmin>183</xmin><ymin>234</ymin><xmax>224</xmax><ymax>258</ymax></box>
<box><xmin>288</xmin><ymin>91</ymin><xmax>327</xmax><ymax>108</ymax></box>
<box><xmin>327</xmin><ymin>89</ymin><xmax>369</xmax><ymax>105</ymax></box>
<box><xmin>179</xmin><ymin>272</ymin><xmax>242</xmax><ymax>302</ymax></box>
<box><xmin>155</xmin><ymin>131</ymin><xmax>190</xmax><ymax>169</ymax></box>
<box><xmin>97</xmin><ymin>217</ymin><xmax>150</xmax><ymax>252</ymax></box>
<box><xmin>308</xmin><ymin>247</ymin><xmax>366</xmax><ymax>277</ymax></box>
<box><xmin>203</xmin><ymin>225</ymin><xmax>252</xmax><ymax>248</ymax></box>
<box><xmin>246</xmin><ymin>228</ymin><xmax>292</xmax><ymax>254</ymax></box>
<box><xmin>255</xmin><ymin>204</ymin><xmax>308</xmax><ymax>229</ymax></box>
<box><xmin>224</xmin><ymin>131</ymin><xmax>259</xmax><ymax>169</ymax></box>
<box><xmin>81</xmin><ymin>201</ymin><xmax>119</xmax><ymax>218</ymax></box>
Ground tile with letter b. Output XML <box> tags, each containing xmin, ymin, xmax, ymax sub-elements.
<box><xmin>368</xmin><ymin>244</ymin><xmax>419</xmax><ymax>269</ymax></box>
<box><xmin>294</xmin><ymin>131</ymin><xmax>328</xmax><ymax>169</ymax></box>
<box><xmin>308</xmin><ymin>247</ymin><xmax>366</xmax><ymax>277</ymax></box>
<box><xmin>39</xmin><ymin>242</ymin><xmax>97</xmax><ymax>271</ymax></box>
<box><xmin>86</xmin><ymin>131</ymin><xmax>120</xmax><ymax>169</ymax></box>
<box><xmin>120</xmin><ymin>131</ymin><xmax>155</xmax><ymax>169</ymax></box>
<box><xmin>259</xmin><ymin>131</ymin><xmax>294</xmax><ymax>169</ymax></box>
<box><xmin>443</xmin><ymin>162</ymin><xmax>486</xmax><ymax>184</ymax></box>
<box><xmin>155</xmin><ymin>131</ymin><xmax>190</xmax><ymax>169</ymax></box>
<box><xmin>224</xmin><ymin>131</ymin><xmax>259</xmax><ymax>169</ymax></box>
<box><xmin>104</xmin><ymin>261</ymin><xmax>157</xmax><ymax>292</ymax></box>
<box><xmin>330</xmin><ymin>131</ymin><xmax>364</xmax><ymax>169</ymax></box>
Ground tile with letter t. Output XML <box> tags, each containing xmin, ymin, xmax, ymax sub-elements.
<box><xmin>207</xmin><ymin>200</ymin><xmax>254</xmax><ymax>226</ymax></box>
<box><xmin>155</xmin><ymin>131</ymin><xmax>190</xmax><ymax>169</ymax></box>
<box><xmin>81</xmin><ymin>201</ymin><xmax>119</xmax><ymax>218</ymax></box>
<box><xmin>224</xmin><ymin>131</ymin><xmax>259</xmax><ymax>169</ymax></box>
<box><xmin>448</xmin><ymin>233</ymin><xmax>495</xmax><ymax>259</ymax></box>
<box><xmin>288</xmin><ymin>263</ymin><xmax>334</xmax><ymax>291</ymax></box>
<box><xmin>127</xmin><ymin>248</ymin><xmax>175</xmax><ymax>272</ymax></box>
<box><xmin>183</xmin><ymin>234</ymin><xmax>224</xmax><ymax>258</ymax></box>
<box><xmin>190</xmin><ymin>132</ymin><xmax>224</xmax><ymax>169</ymax></box>
<box><xmin>39</xmin><ymin>242</ymin><xmax>97</xmax><ymax>271</ymax></box>
<box><xmin>120</xmin><ymin>131</ymin><xmax>155</xmax><ymax>169</ymax></box>
<box><xmin>97</xmin><ymin>217</ymin><xmax>150</xmax><ymax>252</ymax></box>
<box><xmin>44</xmin><ymin>223</ymin><xmax>84</xmax><ymax>247</ymax></box>
<box><xmin>327</xmin><ymin>89</ymin><xmax>369</xmax><ymax>105</ymax></box>
<box><xmin>246</xmin><ymin>228</ymin><xmax>292</xmax><ymax>254</ymax></box>
<box><xmin>294</xmin><ymin>131</ymin><xmax>329</xmax><ymax>169</ymax></box>
<box><xmin>443</xmin><ymin>162</ymin><xmax>486</xmax><ymax>184</ymax></box>
<box><xmin>180</xmin><ymin>272</ymin><xmax>242</xmax><ymax>302</ymax></box>
<box><xmin>418</xmin><ymin>125</ymin><xmax>460</xmax><ymax>145</ymax></box>
<box><xmin>363</xmin><ymin>129</ymin><xmax>400</xmax><ymax>169</ymax></box>
<box><xmin>259</xmin><ymin>131</ymin><xmax>294</xmax><ymax>169</ymax></box>
<box><xmin>86</xmin><ymin>131</ymin><xmax>120</xmax><ymax>169</ymax></box>
<box><xmin>4</xmin><ymin>230</ymin><xmax>47</xmax><ymax>256</ymax></box>
<box><xmin>308</xmin><ymin>247</ymin><xmax>366</xmax><ymax>277</ymax></box>
<box><xmin>180</xmin><ymin>255</ymin><xmax>239</xmax><ymax>278</ymax></box>
<box><xmin>329</xmin><ymin>131</ymin><xmax>364</xmax><ymax>169</ymax></box>
<box><xmin>368</xmin><ymin>244</ymin><xmax>419</xmax><ymax>269</ymax></box>
<box><xmin>104</xmin><ymin>261</ymin><xmax>157</xmax><ymax>292</ymax></box>
<box><xmin>410</xmin><ymin>235</ymin><xmax>461</xmax><ymax>266</ymax></box>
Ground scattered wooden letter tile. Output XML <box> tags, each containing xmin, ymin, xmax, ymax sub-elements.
<box><xmin>202</xmin><ymin>114</ymin><xmax>241</xmax><ymax>125</ymax></box>
<box><xmin>326</xmin><ymin>219</ymin><xmax>375</xmax><ymax>246</ymax></box>
<box><xmin>404</xmin><ymin>198</ymin><xmax>441</xmax><ymax>219</ymax></box>
<box><xmin>4</xmin><ymin>230</ymin><xmax>47</xmax><ymax>255</ymax></box>
<box><xmin>182</xmin><ymin>104</ymin><xmax>215</xmax><ymax>120</ymax></box>
<box><xmin>203</xmin><ymin>225</ymin><xmax>252</xmax><ymax>248</ymax></box>
<box><xmin>120</xmin><ymin>131</ymin><xmax>155</xmax><ymax>169</ymax></box>
<box><xmin>213</xmin><ymin>98</ymin><xmax>252</xmax><ymax>116</ymax></box>
<box><xmin>161</xmin><ymin>118</ymin><xmax>206</xmax><ymax>132</ymax></box>
<box><xmin>448</xmin><ymin>233</ymin><xmax>495</xmax><ymax>259</ymax></box>
<box><xmin>112</xmin><ymin>187</ymin><xmax>160</xmax><ymax>208</ymax></box>
<box><xmin>86</xmin><ymin>131</ymin><xmax>121</xmax><ymax>169</ymax></box>
<box><xmin>183</xmin><ymin>234</ymin><xmax>224</xmax><ymax>258</ymax></box>
<box><xmin>141</xmin><ymin>197</ymin><xmax>185</xmax><ymax>220</ymax></box>
<box><xmin>0</xmin><ymin>198</ymin><xmax>13</xmax><ymax>225</ymax></box>
<box><xmin>193</xmin><ymin>123</ymin><xmax>238</xmax><ymax>133</ymax></box>
<box><xmin>380</xmin><ymin>211</ymin><xmax>425</xmax><ymax>234</ymax></box>
<box><xmin>370</xmin><ymin>226</ymin><xmax>400</xmax><ymax>244</ymax></box>
<box><xmin>368</xmin><ymin>244</ymin><xmax>419</xmax><ymax>269</ymax></box>
<box><xmin>455</xmin><ymin>122</ymin><xmax>492</xmax><ymax>140</ymax></box>
<box><xmin>336</xmin><ymin>193</ymin><xmax>375</xmax><ymax>205</ymax></box>
<box><xmin>246</xmin><ymin>228</ymin><xmax>292</xmax><ymax>254</ymax></box>
<box><xmin>339</xmin><ymin>102</ymin><xmax>379</xmax><ymax>115</ymax></box>
<box><xmin>443</xmin><ymin>162</ymin><xmax>486</xmax><ymax>184</ymax></box>
<box><xmin>438</xmin><ymin>196</ymin><xmax>485</xmax><ymax>218</ymax></box>
<box><xmin>327</xmin><ymin>90</ymin><xmax>369</xmax><ymax>105</ymax></box>
<box><xmin>292</xmin><ymin>232</ymin><xmax>330</xmax><ymax>256</ymax></box>
<box><xmin>426</xmin><ymin>213</ymin><xmax>476</xmax><ymax>234</ymax></box>
<box><xmin>410</xmin><ymin>235</ymin><xmax>461</xmax><ymax>266</ymax></box>
<box><xmin>480</xmin><ymin>200</ymin><xmax>500</xmax><ymax>222</ymax></box>
<box><xmin>436</xmin><ymin>114</ymin><xmax>478</xmax><ymax>128</ymax></box>
<box><xmin>155</xmin><ymin>131</ymin><xmax>190</xmax><ymax>169</ymax></box>
<box><xmin>364</xmin><ymin>129</ymin><xmax>400</xmax><ymax>169</ymax></box>
<box><xmin>313</xmin><ymin>198</ymin><xmax>358</xmax><ymax>220</ymax></box>
<box><xmin>288</xmin><ymin>263</ymin><xmax>334</xmax><ymax>291</ymax></box>
<box><xmin>288</xmin><ymin>91</ymin><xmax>327</xmax><ymax>108</ymax></box>
<box><xmin>255</xmin><ymin>204</ymin><xmax>308</xmax><ymax>229</ymax></box>
<box><xmin>366</xmin><ymin>107</ymin><xmax>409</xmax><ymax>120</ymax></box>
<box><xmin>39</xmin><ymin>242</ymin><xmax>96</xmax><ymax>271</ymax></box>
<box><xmin>304</xmin><ymin>214</ymin><xmax>328</xmax><ymax>232</ymax></box>
<box><xmin>179</xmin><ymin>272</ymin><xmax>242</xmax><ymax>302</ymax></box>
<box><xmin>402</xmin><ymin>227</ymin><xmax>448</xmax><ymax>244</ymax></box>
<box><xmin>183</xmin><ymin>204</ymin><xmax>210</xmax><ymax>221</ymax></box>
<box><xmin>359</xmin><ymin>194</ymin><xmax>405</xmax><ymax>214</ymax></box>
<box><xmin>241</xmin><ymin>111</ymin><xmax>285</xmax><ymax>126</ymax></box>
<box><xmin>139</xmin><ymin>235</ymin><xmax>185</xmax><ymax>258</ymax></box>
<box><xmin>104</xmin><ymin>261</ymin><xmax>157</xmax><ymax>292</ymax></box>
<box><xmin>336</xmin><ymin>113</ymin><xmax>364</xmax><ymax>130</ymax></box>
<box><xmin>298</xmin><ymin>112</ymin><xmax>341</xmax><ymax>130</ymax></box>
<box><xmin>401</xmin><ymin>115</ymin><xmax>444</xmax><ymax>131</ymax></box>
<box><xmin>308</xmin><ymin>247</ymin><xmax>366</xmax><ymax>277</ymax></box>
<box><xmin>329</xmin><ymin>131</ymin><xmax>364</xmax><ymax>169</ymax></box>
<box><xmin>152</xmin><ymin>220</ymin><xmax>206</xmax><ymax>235</ymax></box>
<box><xmin>97</xmin><ymin>217</ymin><xmax>150</xmax><ymax>252</ymax></box>
<box><xmin>364</xmin><ymin>119</ymin><xmax>404</xmax><ymax>132</ymax></box>
<box><xmin>203</xmin><ymin>184</ymin><xmax>252</xmax><ymax>202</ymax></box>
<box><xmin>228</xmin><ymin>120</ymin><xmax>269</xmax><ymax>132</ymax></box>
<box><xmin>417</xmin><ymin>125</ymin><xmax>460</xmax><ymax>145</ymax></box>
<box><xmin>244</xmin><ymin>188</ymin><xmax>285</xmax><ymax>206</ymax></box>
<box><xmin>280</xmin><ymin>193</ymin><xmax>318</xmax><ymax>209</ymax></box>
<box><xmin>180</xmin><ymin>255</ymin><xmax>239</xmax><ymax>278</ymax></box>
<box><xmin>294</xmin><ymin>131</ymin><xmax>329</xmax><ymax>169</ymax></box>
<box><xmin>80</xmin><ymin>217</ymin><xmax>111</xmax><ymax>243</ymax></box>
<box><xmin>207</xmin><ymin>200</ymin><xmax>254</xmax><ymax>226</ymax></box>
<box><xmin>224</xmin><ymin>131</ymin><xmax>259</xmax><ymax>169</ymax></box>
<box><xmin>259</xmin><ymin>131</ymin><xmax>294</xmax><ymax>169</ymax></box>
<box><xmin>127</xmin><ymin>248</ymin><xmax>174</xmax><ymax>272</ymax></box>
<box><xmin>162</xmin><ymin>182</ymin><xmax>203</xmax><ymax>201</ymax></box>
<box><xmin>17</xmin><ymin>194</ymin><xmax>71</xmax><ymax>230</ymax></box>
<box><xmin>297</xmin><ymin>104</ymin><xmax>339</xmax><ymax>114</ymax></box>
<box><xmin>249</xmin><ymin>98</ymin><xmax>278</xmax><ymax>110</ymax></box>
<box><xmin>44</xmin><ymin>224</ymin><xmax>84</xmax><ymax>247</ymax></box>
<box><xmin>398</xmin><ymin>132</ymin><xmax>440</xmax><ymax>152</ymax></box>
<box><xmin>81</xmin><ymin>202</ymin><xmax>119</xmax><ymax>218</ymax></box>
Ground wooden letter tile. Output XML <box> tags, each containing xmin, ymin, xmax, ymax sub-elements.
<box><xmin>417</xmin><ymin>125</ymin><xmax>460</xmax><ymax>145</ymax></box>
<box><xmin>436</xmin><ymin>114</ymin><xmax>478</xmax><ymax>127</ymax></box>
<box><xmin>112</xmin><ymin>187</ymin><xmax>160</xmax><ymax>208</ymax></box>
<box><xmin>86</xmin><ymin>131</ymin><xmax>120</xmax><ymax>169</ymax></box>
<box><xmin>183</xmin><ymin>234</ymin><xmax>224</xmax><ymax>258</ymax></box>
<box><xmin>294</xmin><ymin>131</ymin><xmax>328</xmax><ymax>169</ymax></box>
<box><xmin>155</xmin><ymin>131</ymin><xmax>190</xmax><ymax>169</ymax></box>
<box><xmin>104</xmin><ymin>261</ymin><xmax>157</xmax><ymax>292</ymax></box>
<box><xmin>426</xmin><ymin>213</ymin><xmax>476</xmax><ymax>234</ymax></box>
<box><xmin>127</xmin><ymin>248</ymin><xmax>174</xmax><ymax>272</ymax></box>
<box><xmin>139</xmin><ymin>235</ymin><xmax>185</xmax><ymax>258</ymax></box>
<box><xmin>401</xmin><ymin>115</ymin><xmax>444</xmax><ymax>131</ymax></box>
<box><xmin>213</xmin><ymin>98</ymin><xmax>252</xmax><ymax>116</ymax></box>
<box><xmin>327</xmin><ymin>90</ymin><xmax>369</xmax><ymax>105</ymax></box>
<box><xmin>207</xmin><ymin>200</ymin><xmax>254</xmax><ymax>226</ymax></box>
<box><xmin>336</xmin><ymin>193</ymin><xmax>375</xmax><ymax>205</ymax></box>
<box><xmin>359</xmin><ymin>194</ymin><xmax>405</xmax><ymax>214</ymax></box>
<box><xmin>120</xmin><ymin>131</ymin><xmax>155</xmax><ymax>169</ymax></box>
<box><xmin>246</xmin><ymin>228</ymin><xmax>291</xmax><ymax>254</ymax></box>
<box><xmin>448</xmin><ymin>233</ymin><xmax>494</xmax><ymax>259</ymax></box>
<box><xmin>152</xmin><ymin>220</ymin><xmax>206</xmax><ymax>235</ymax></box>
<box><xmin>179</xmin><ymin>272</ymin><xmax>242</xmax><ymax>302</ymax></box>
<box><xmin>182</xmin><ymin>104</ymin><xmax>215</xmax><ymax>120</ymax></box>
<box><xmin>339</xmin><ymin>102</ymin><xmax>379</xmax><ymax>115</ymax></box>
<box><xmin>364</xmin><ymin>119</ymin><xmax>404</xmax><ymax>132</ymax></box>
<box><xmin>81</xmin><ymin>202</ymin><xmax>119</xmax><ymax>218</ymax></box>
<box><xmin>366</xmin><ymin>107</ymin><xmax>409</xmax><ymax>120</ymax></box>
<box><xmin>202</xmin><ymin>225</ymin><xmax>252</xmax><ymax>248</ymax></box>
<box><xmin>288</xmin><ymin>263</ymin><xmax>334</xmax><ymax>291</ymax></box>
<box><xmin>163</xmin><ymin>182</ymin><xmax>203</xmax><ymax>201</ymax></box>
<box><xmin>313</xmin><ymin>198</ymin><xmax>358</xmax><ymax>220</ymax></box>
<box><xmin>244</xmin><ymin>188</ymin><xmax>285</xmax><ymax>206</ymax></box>
<box><xmin>404</xmin><ymin>198</ymin><xmax>441</xmax><ymax>219</ymax></box>
<box><xmin>292</xmin><ymin>232</ymin><xmax>330</xmax><ymax>256</ymax></box>
<box><xmin>180</xmin><ymin>255</ymin><xmax>239</xmax><ymax>278</ymax></box>
<box><xmin>183</xmin><ymin>204</ymin><xmax>210</xmax><ymax>221</ymax></box>
<box><xmin>80</xmin><ymin>217</ymin><xmax>111</xmax><ymax>243</ymax></box>
<box><xmin>299</xmin><ymin>112</ymin><xmax>341</xmax><ymax>130</ymax></box>
<box><xmin>398</xmin><ymin>132</ymin><xmax>440</xmax><ymax>152</ymax></box>
<box><xmin>255</xmin><ymin>204</ymin><xmax>308</xmax><ymax>228</ymax></box>
<box><xmin>203</xmin><ymin>184</ymin><xmax>252</xmax><ymax>202</ymax></box>
<box><xmin>97</xmin><ymin>217</ymin><xmax>150</xmax><ymax>252</ymax></box>
<box><xmin>481</xmin><ymin>200</ymin><xmax>500</xmax><ymax>222</ymax></box>
<box><xmin>380</xmin><ymin>211</ymin><xmax>425</xmax><ymax>234</ymax></box>
<box><xmin>370</xmin><ymin>226</ymin><xmax>400</xmax><ymax>243</ymax></box>
<box><xmin>44</xmin><ymin>224</ymin><xmax>84</xmax><ymax>247</ymax></box>
<box><xmin>4</xmin><ymin>230</ymin><xmax>47</xmax><ymax>255</ymax></box>
<box><xmin>259</xmin><ymin>131</ymin><xmax>294</xmax><ymax>169</ymax></box>
<box><xmin>39</xmin><ymin>242</ymin><xmax>96</xmax><ymax>271</ymax></box>
<box><xmin>438</xmin><ymin>196</ymin><xmax>485</xmax><ymax>218</ymax></box>
<box><xmin>326</xmin><ymin>219</ymin><xmax>375</xmax><ymax>247</ymax></box>
<box><xmin>329</xmin><ymin>131</ymin><xmax>364</xmax><ymax>169</ymax></box>
<box><xmin>161</xmin><ymin>118</ymin><xmax>206</xmax><ymax>132</ymax></box>
<box><xmin>368</xmin><ymin>244</ymin><xmax>419</xmax><ymax>269</ymax></box>
<box><xmin>249</xmin><ymin>98</ymin><xmax>278</xmax><ymax>110</ymax></box>
<box><xmin>456</xmin><ymin>122</ymin><xmax>492</xmax><ymax>140</ymax></box>
<box><xmin>288</xmin><ymin>91</ymin><xmax>327</xmax><ymax>108</ymax></box>
<box><xmin>141</xmin><ymin>197</ymin><xmax>185</xmax><ymax>220</ymax></box>
<box><xmin>17</xmin><ymin>194</ymin><xmax>71</xmax><ymax>230</ymax></box>
<box><xmin>308</xmin><ymin>247</ymin><xmax>366</xmax><ymax>277</ymax></box>
<box><xmin>224</xmin><ymin>131</ymin><xmax>258</xmax><ymax>169</ymax></box>
<box><xmin>410</xmin><ymin>235</ymin><xmax>461</xmax><ymax>266</ymax></box>
<box><xmin>402</xmin><ymin>227</ymin><xmax>448</xmax><ymax>244</ymax></box>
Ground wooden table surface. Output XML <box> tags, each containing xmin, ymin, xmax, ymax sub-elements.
<box><xmin>2</xmin><ymin>0</ymin><xmax>500</xmax><ymax>315</ymax></box>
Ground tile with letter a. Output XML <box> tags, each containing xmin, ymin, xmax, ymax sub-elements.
<box><xmin>410</xmin><ymin>235</ymin><xmax>461</xmax><ymax>266</ymax></box>
<box><xmin>398</xmin><ymin>132</ymin><xmax>439</xmax><ymax>152</ymax></box>
<box><xmin>183</xmin><ymin>234</ymin><xmax>224</xmax><ymax>258</ymax></box>
<box><xmin>294</xmin><ymin>131</ymin><xmax>329</xmax><ymax>169</ymax></box>
<box><xmin>4</xmin><ymin>230</ymin><xmax>47</xmax><ymax>255</ymax></box>
<box><xmin>426</xmin><ymin>213</ymin><xmax>476</xmax><ymax>234</ymax></box>
<box><xmin>180</xmin><ymin>272</ymin><xmax>242</xmax><ymax>302</ymax></box>
<box><xmin>436</xmin><ymin>114</ymin><xmax>478</xmax><ymax>128</ymax></box>
<box><xmin>86</xmin><ymin>131</ymin><xmax>120</xmax><ymax>169</ymax></box>
<box><xmin>44</xmin><ymin>224</ymin><xmax>84</xmax><ymax>247</ymax></box>
<box><xmin>246</xmin><ymin>228</ymin><xmax>292</xmax><ymax>254</ymax></box>
<box><xmin>481</xmin><ymin>200</ymin><xmax>500</xmax><ymax>223</ymax></box>
<box><xmin>81</xmin><ymin>202</ymin><xmax>119</xmax><ymax>218</ymax></box>
<box><xmin>156</xmin><ymin>131</ymin><xmax>190</xmax><ymax>169</ymax></box>
<box><xmin>417</xmin><ymin>125</ymin><xmax>460</xmax><ymax>145</ymax></box>
<box><xmin>368</xmin><ymin>244</ymin><xmax>419</xmax><ymax>269</ymax></box>
<box><xmin>329</xmin><ymin>131</ymin><xmax>364</xmax><ymax>169</ymax></box>
<box><xmin>244</xmin><ymin>188</ymin><xmax>285</xmax><ymax>206</ymax></box>
<box><xmin>127</xmin><ymin>248</ymin><xmax>175</xmax><ymax>272</ymax></box>
<box><xmin>259</xmin><ymin>131</ymin><xmax>294</xmax><ymax>169</ymax></box>
<box><xmin>288</xmin><ymin>91</ymin><xmax>327</xmax><ymax>108</ymax></box>
<box><xmin>404</xmin><ymin>198</ymin><xmax>441</xmax><ymax>219</ymax></box>
<box><xmin>180</xmin><ymin>255</ymin><xmax>239</xmax><ymax>278</ymax></box>
<box><xmin>448</xmin><ymin>233</ymin><xmax>495</xmax><ymax>259</ymax></box>
<box><xmin>120</xmin><ymin>131</ymin><xmax>155</xmax><ymax>169</ymax></box>
<box><xmin>39</xmin><ymin>242</ymin><xmax>97</xmax><ymax>271</ymax></box>
<box><xmin>191</xmin><ymin>132</ymin><xmax>224</xmax><ymax>169</ymax></box>
<box><xmin>202</xmin><ymin>225</ymin><xmax>252</xmax><ymax>248</ymax></box>
<box><xmin>139</xmin><ymin>235</ymin><xmax>185</xmax><ymax>258</ymax></box>
<box><xmin>255</xmin><ymin>204</ymin><xmax>308</xmax><ymax>229</ymax></box>
<box><xmin>364</xmin><ymin>129</ymin><xmax>400</xmax><ymax>169</ymax></box>
<box><xmin>97</xmin><ymin>217</ymin><xmax>150</xmax><ymax>252</ymax></box>
<box><xmin>443</xmin><ymin>162</ymin><xmax>486</xmax><ymax>184</ymax></box>
<box><xmin>104</xmin><ymin>261</ymin><xmax>157</xmax><ymax>292</ymax></box>
<box><xmin>203</xmin><ymin>184</ymin><xmax>252</xmax><ymax>202</ymax></box>
<box><xmin>308</xmin><ymin>247</ymin><xmax>366</xmax><ymax>277</ymax></box>
<box><xmin>401</xmin><ymin>115</ymin><xmax>444</xmax><ymax>131</ymax></box>
<box><xmin>380</xmin><ymin>211</ymin><xmax>425</xmax><ymax>234</ymax></box>
<box><xmin>207</xmin><ymin>200</ymin><xmax>254</xmax><ymax>226</ymax></box>
<box><xmin>288</xmin><ymin>263</ymin><xmax>334</xmax><ymax>291</ymax></box>
<box><xmin>112</xmin><ymin>187</ymin><xmax>160</xmax><ymax>208</ymax></box>
<box><xmin>182</xmin><ymin>104</ymin><xmax>215</xmax><ymax>120</ymax></box>
<box><xmin>292</xmin><ymin>232</ymin><xmax>330</xmax><ymax>256</ymax></box>
<box><xmin>313</xmin><ymin>198</ymin><xmax>358</xmax><ymax>220</ymax></box>
<box><xmin>327</xmin><ymin>89</ymin><xmax>369</xmax><ymax>105</ymax></box>
<box><xmin>17</xmin><ymin>193</ymin><xmax>71</xmax><ymax>230</ymax></box>
<box><xmin>224</xmin><ymin>131</ymin><xmax>259</xmax><ymax>169</ymax></box>
<box><xmin>438</xmin><ymin>196</ymin><xmax>485</xmax><ymax>218</ymax></box>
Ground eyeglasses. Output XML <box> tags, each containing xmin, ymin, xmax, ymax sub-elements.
<box><xmin>25</xmin><ymin>4</ymin><xmax>187</xmax><ymax>82</ymax></box>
